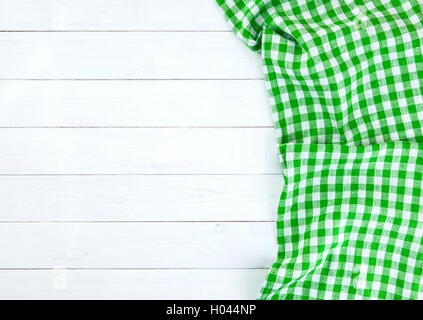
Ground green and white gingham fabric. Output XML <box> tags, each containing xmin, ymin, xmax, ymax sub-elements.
<box><xmin>271</xmin><ymin>142</ymin><xmax>423</xmax><ymax>299</ymax></box>
<box><xmin>216</xmin><ymin>0</ymin><xmax>423</xmax><ymax>299</ymax></box>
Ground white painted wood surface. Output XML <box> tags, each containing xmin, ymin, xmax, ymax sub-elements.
<box><xmin>0</xmin><ymin>0</ymin><xmax>229</xmax><ymax>31</ymax></box>
<box><xmin>0</xmin><ymin>33</ymin><xmax>262</xmax><ymax>79</ymax></box>
<box><xmin>0</xmin><ymin>223</ymin><xmax>276</xmax><ymax>269</ymax></box>
<box><xmin>0</xmin><ymin>80</ymin><xmax>271</xmax><ymax>127</ymax></box>
<box><xmin>0</xmin><ymin>269</ymin><xmax>267</xmax><ymax>300</ymax></box>
<box><xmin>0</xmin><ymin>175</ymin><xmax>280</xmax><ymax>221</ymax></box>
<box><xmin>0</xmin><ymin>128</ymin><xmax>280</xmax><ymax>174</ymax></box>
<box><xmin>0</xmin><ymin>0</ymin><xmax>279</xmax><ymax>299</ymax></box>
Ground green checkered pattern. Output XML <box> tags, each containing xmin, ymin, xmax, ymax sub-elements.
<box><xmin>266</xmin><ymin>142</ymin><xmax>423</xmax><ymax>299</ymax></box>
<box><xmin>216</xmin><ymin>0</ymin><xmax>423</xmax><ymax>299</ymax></box>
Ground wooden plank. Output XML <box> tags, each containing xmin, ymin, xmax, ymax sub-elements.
<box><xmin>0</xmin><ymin>175</ymin><xmax>281</xmax><ymax>222</ymax></box>
<box><xmin>0</xmin><ymin>128</ymin><xmax>280</xmax><ymax>174</ymax></box>
<box><xmin>0</xmin><ymin>80</ymin><xmax>271</xmax><ymax>127</ymax></box>
<box><xmin>0</xmin><ymin>223</ymin><xmax>276</xmax><ymax>268</ymax></box>
<box><xmin>0</xmin><ymin>0</ymin><xmax>229</xmax><ymax>31</ymax></box>
<box><xmin>0</xmin><ymin>33</ymin><xmax>261</xmax><ymax>79</ymax></box>
<box><xmin>0</xmin><ymin>269</ymin><xmax>268</xmax><ymax>300</ymax></box>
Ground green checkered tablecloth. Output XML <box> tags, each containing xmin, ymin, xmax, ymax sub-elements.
<box><xmin>216</xmin><ymin>0</ymin><xmax>423</xmax><ymax>299</ymax></box>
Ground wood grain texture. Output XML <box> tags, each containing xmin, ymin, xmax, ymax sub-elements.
<box><xmin>0</xmin><ymin>175</ymin><xmax>281</xmax><ymax>222</ymax></box>
<box><xmin>0</xmin><ymin>32</ymin><xmax>262</xmax><ymax>79</ymax></box>
<box><xmin>0</xmin><ymin>0</ymin><xmax>279</xmax><ymax>300</ymax></box>
<box><xmin>0</xmin><ymin>222</ymin><xmax>277</xmax><ymax>269</ymax></box>
<box><xmin>0</xmin><ymin>80</ymin><xmax>271</xmax><ymax>127</ymax></box>
<box><xmin>0</xmin><ymin>128</ymin><xmax>280</xmax><ymax>174</ymax></box>
<box><xmin>0</xmin><ymin>0</ymin><xmax>229</xmax><ymax>31</ymax></box>
<box><xmin>0</xmin><ymin>269</ymin><xmax>268</xmax><ymax>300</ymax></box>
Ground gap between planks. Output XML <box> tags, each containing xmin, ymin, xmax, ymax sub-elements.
<box><xmin>0</xmin><ymin>221</ymin><xmax>275</xmax><ymax>223</ymax></box>
<box><xmin>0</xmin><ymin>78</ymin><xmax>263</xmax><ymax>81</ymax></box>
<box><xmin>0</xmin><ymin>267</ymin><xmax>268</xmax><ymax>270</ymax></box>
<box><xmin>0</xmin><ymin>30</ymin><xmax>233</xmax><ymax>33</ymax></box>
<box><xmin>0</xmin><ymin>173</ymin><xmax>282</xmax><ymax>176</ymax></box>
<box><xmin>0</xmin><ymin>126</ymin><xmax>272</xmax><ymax>128</ymax></box>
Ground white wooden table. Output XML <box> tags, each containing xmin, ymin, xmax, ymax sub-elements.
<box><xmin>0</xmin><ymin>0</ymin><xmax>280</xmax><ymax>299</ymax></box>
